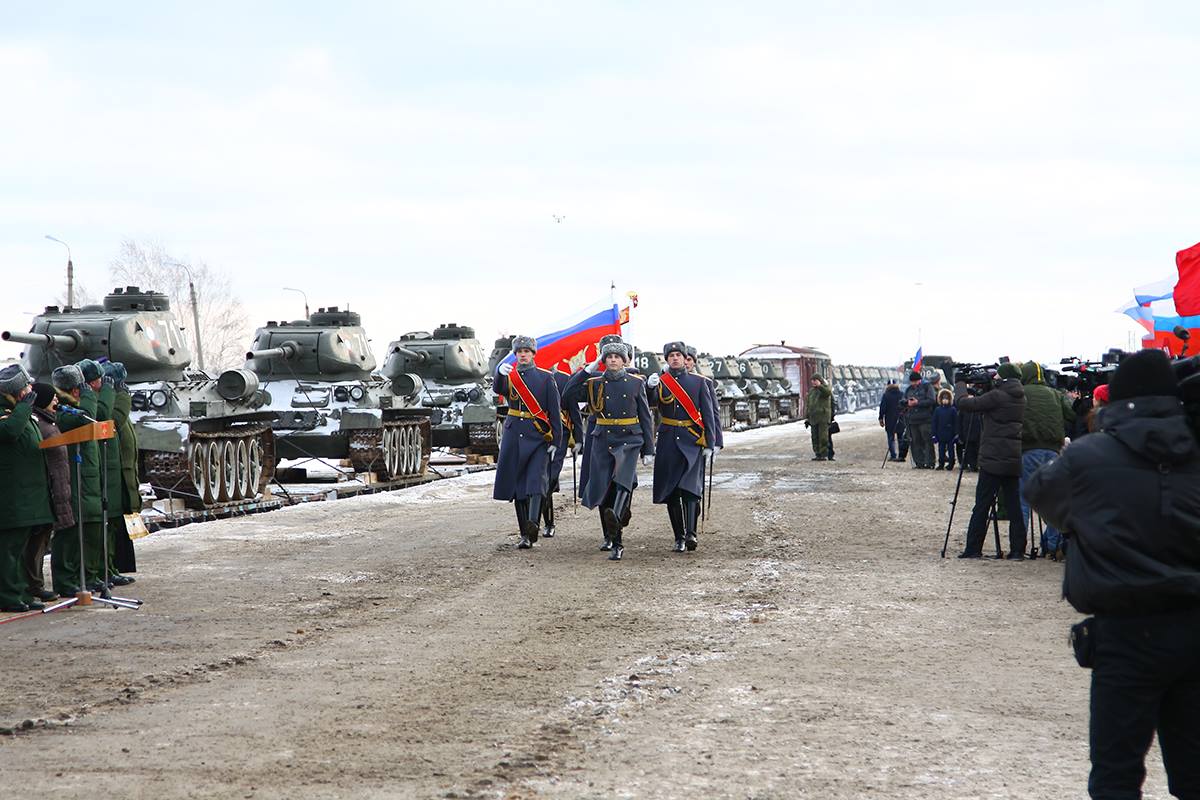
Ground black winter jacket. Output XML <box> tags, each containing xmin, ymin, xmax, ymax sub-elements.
<box><xmin>1024</xmin><ymin>396</ymin><xmax>1200</xmax><ymax>615</ymax></box>
<box><xmin>956</xmin><ymin>379</ymin><xmax>1025</xmax><ymax>475</ymax></box>
<box><xmin>878</xmin><ymin>386</ymin><xmax>903</xmax><ymax>427</ymax></box>
<box><xmin>903</xmin><ymin>381</ymin><xmax>936</xmax><ymax>425</ymax></box>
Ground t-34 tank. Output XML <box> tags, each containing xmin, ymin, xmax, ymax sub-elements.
<box><xmin>381</xmin><ymin>323</ymin><xmax>500</xmax><ymax>454</ymax></box>
<box><xmin>245</xmin><ymin>307</ymin><xmax>431</xmax><ymax>481</ymax></box>
<box><xmin>708</xmin><ymin>356</ymin><xmax>751</xmax><ymax>427</ymax></box>
<box><xmin>759</xmin><ymin>360</ymin><xmax>797</xmax><ymax>419</ymax></box>
<box><xmin>735</xmin><ymin>357</ymin><xmax>773</xmax><ymax>424</ymax></box>
<box><xmin>3</xmin><ymin>286</ymin><xmax>275</xmax><ymax>508</ymax></box>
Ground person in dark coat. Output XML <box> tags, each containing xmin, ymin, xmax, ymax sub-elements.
<box><xmin>647</xmin><ymin>341</ymin><xmax>718</xmax><ymax>552</ymax></box>
<box><xmin>956</xmin><ymin>363</ymin><xmax>1027</xmax><ymax>558</ymax></box>
<box><xmin>930</xmin><ymin>388</ymin><xmax>958</xmax><ymax>470</ymax></box>
<box><xmin>903</xmin><ymin>371</ymin><xmax>937</xmax><ymax>468</ymax></box>
<box><xmin>562</xmin><ymin>342</ymin><xmax>654</xmax><ymax>560</ymax></box>
<box><xmin>493</xmin><ymin>336</ymin><xmax>563</xmax><ymax>549</ymax></box>
<box><xmin>954</xmin><ymin>380</ymin><xmax>983</xmax><ymax>471</ymax></box>
<box><xmin>575</xmin><ymin>335</ymin><xmax>640</xmax><ymax>527</ymax></box>
<box><xmin>878</xmin><ymin>382</ymin><xmax>903</xmax><ymax>460</ymax></box>
<box><xmin>51</xmin><ymin>364</ymin><xmax>102</xmax><ymax>597</ymax></box>
<box><xmin>0</xmin><ymin>365</ymin><xmax>55</xmax><ymax>612</ymax></box>
<box><xmin>23</xmin><ymin>383</ymin><xmax>74</xmax><ymax>602</ymax></box>
<box><xmin>1024</xmin><ymin>350</ymin><xmax>1200</xmax><ymax>800</ymax></box>
<box><xmin>804</xmin><ymin>375</ymin><xmax>833</xmax><ymax>460</ymax></box>
<box><xmin>538</xmin><ymin>366</ymin><xmax>583</xmax><ymax>539</ymax></box>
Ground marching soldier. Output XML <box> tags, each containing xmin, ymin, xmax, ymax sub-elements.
<box><xmin>647</xmin><ymin>342</ymin><xmax>718</xmax><ymax>552</ymax></box>
<box><xmin>563</xmin><ymin>341</ymin><xmax>654</xmax><ymax>560</ymax></box>
<box><xmin>538</xmin><ymin>366</ymin><xmax>584</xmax><ymax>539</ymax></box>
<box><xmin>685</xmin><ymin>346</ymin><xmax>723</xmax><ymax>449</ymax></box>
<box><xmin>493</xmin><ymin>336</ymin><xmax>563</xmax><ymax>549</ymax></box>
<box><xmin>575</xmin><ymin>333</ymin><xmax>640</xmax><ymax>531</ymax></box>
<box><xmin>0</xmin><ymin>365</ymin><xmax>54</xmax><ymax>612</ymax></box>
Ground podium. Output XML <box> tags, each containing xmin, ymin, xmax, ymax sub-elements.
<box><xmin>40</xmin><ymin>420</ymin><xmax>115</xmax><ymax>449</ymax></box>
<box><xmin>41</xmin><ymin>419</ymin><xmax>140</xmax><ymax>611</ymax></box>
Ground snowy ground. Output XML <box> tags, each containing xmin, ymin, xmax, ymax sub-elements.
<box><xmin>0</xmin><ymin>419</ymin><xmax>1168</xmax><ymax>799</ymax></box>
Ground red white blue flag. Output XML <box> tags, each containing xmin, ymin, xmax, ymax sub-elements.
<box><xmin>502</xmin><ymin>300</ymin><xmax>623</xmax><ymax>372</ymax></box>
<box><xmin>911</xmin><ymin>347</ymin><xmax>923</xmax><ymax>371</ymax></box>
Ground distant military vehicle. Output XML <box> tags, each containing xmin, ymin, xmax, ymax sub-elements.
<box><xmin>381</xmin><ymin>323</ymin><xmax>499</xmax><ymax>453</ymax></box>
<box><xmin>245</xmin><ymin>307</ymin><xmax>431</xmax><ymax>481</ymax></box>
<box><xmin>3</xmin><ymin>286</ymin><xmax>274</xmax><ymax>507</ymax></box>
<box><xmin>759</xmin><ymin>360</ymin><xmax>797</xmax><ymax>419</ymax></box>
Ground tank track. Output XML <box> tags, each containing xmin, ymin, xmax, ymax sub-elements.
<box><xmin>143</xmin><ymin>424</ymin><xmax>276</xmax><ymax>509</ymax></box>
<box><xmin>348</xmin><ymin>418</ymin><xmax>431</xmax><ymax>480</ymax></box>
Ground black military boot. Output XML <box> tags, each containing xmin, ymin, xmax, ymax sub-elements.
<box><xmin>525</xmin><ymin>495</ymin><xmax>541</xmax><ymax>543</ymax></box>
<box><xmin>541</xmin><ymin>492</ymin><xmax>555</xmax><ymax>538</ymax></box>
<box><xmin>682</xmin><ymin>494</ymin><xmax>701</xmax><ymax>551</ymax></box>
<box><xmin>667</xmin><ymin>497</ymin><xmax>686</xmax><ymax>552</ymax></box>
<box><xmin>515</xmin><ymin>499</ymin><xmax>532</xmax><ymax>549</ymax></box>
<box><xmin>608</xmin><ymin>524</ymin><xmax>624</xmax><ymax>561</ymax></box>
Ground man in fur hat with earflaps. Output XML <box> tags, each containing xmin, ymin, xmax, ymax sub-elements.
<box><xmin>493</xmin><ymin>336</ymin><xmax>562</xmax><ymax>550</ymax></box>
<box><xmin>647</xmin><ymin>341</ymin><xmax>718</xmax><ymax>552</ymax></box>
<box><xmin>562</xmin><ymin>339</ymin><xmax>654</xmax><ymax>560</ymax></box>
<box><xmin>0</xmin><ymin>364</ymin><xmax>55</xmax><ymax>612</ymax></box>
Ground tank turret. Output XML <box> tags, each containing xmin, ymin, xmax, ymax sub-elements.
<box><xmin>4</xmin><ymin>286</ymin><xmax>276</xmax><ymax>508</ymax></box>
<box><xmin>246</xmin><ymin>307</ymin><xmax>431</xmax><ymax>481</ymax></box>
<box><xmin>381</xmin><ymin>323</ymin><xmax>499</xmax><ymax>452</ymax></box>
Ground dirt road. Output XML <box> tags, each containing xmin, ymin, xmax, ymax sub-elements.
<box><xmin>0</xmin><ymin>417</ymin><xmax>1171</xmax><ymax>798</ymax></box>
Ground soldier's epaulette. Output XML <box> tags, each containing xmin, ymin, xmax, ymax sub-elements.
<box><xmin>628</xmin><ymin>373</ymin><xmax>645</xmax><ymax>382</ymax></box>
<box><xmin>537</xmin><ymin>366</ymin><xmax>553</xmax><ymax>374</ymax></box>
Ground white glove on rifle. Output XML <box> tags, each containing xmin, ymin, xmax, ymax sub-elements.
<box><xmin>498</xmin><ymin>362</ymin><xmax>513</xmax><ymax>376</ymax></box>
<box><xmin>572</xmin><ymin>442</ymin><xmax>584</xmax><ymax>456</ymax></box>
<box><xmin>547</xmin><ymin>445</ymin><xmax>557</xmax><ymax>459</ymax></box>
<box><xmin>586</xmin><ymin>357</ymin><xmax>603</xmax><ymax>374</ymax></box>
<box><xmin>642</xmin><ymin>454</ymin><xmax>654</xmax><ymax>467</ymax></box>
<box><xmin>712</xmin><ymin>446</ymin><xmax>722</xmax><ymax>457</ymax></box>
<box><xmin>702</xmin><ymin>448</ymin><xmax>714</xmax><ymax>459</ymax></box>
<box><xmin>646</xmin><ymin>371</ymin><xmax>661</xmax><ymax>388</ymax></box>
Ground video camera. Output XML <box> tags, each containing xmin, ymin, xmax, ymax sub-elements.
<box><xmin>1058</xmin><ymin>349</ymin><xmax>1125</xmax><ymax>397</ymax></box>
<box><xmin>948</xmin><ymin>361</ymin><xmax>999</xmax><ymax>395</ymax></box>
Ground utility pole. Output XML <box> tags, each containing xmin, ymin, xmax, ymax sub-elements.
<box><xmin>45</xmin><ymin>235</ymin><xmax>73</xmax><ymax>307</ymax></box>
<box><xmin>176</xmin><ymin>262</ymin><xmax>205</xmax><ymax>371</ymax></box>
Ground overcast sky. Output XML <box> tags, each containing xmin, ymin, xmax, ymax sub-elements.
<box><xmin>3</xmin><ymin>2</ymin><xmax>1198</xmax><ymax>369</ymax></box>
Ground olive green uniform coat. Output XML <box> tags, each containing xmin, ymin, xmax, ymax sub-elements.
<box><xmin>53</xmin><ymin>386</ymin><xmax>104</xmax><ymax>591</ymax></box>
<box><xmin>0</xmin><ymin>396</ymin><xmax>54</xmax><ymax>607</ymax></box>
<box><xmin>805</xmin><ymin>381</ymin><xmax>833</xmax><ymax>459</ymax></box>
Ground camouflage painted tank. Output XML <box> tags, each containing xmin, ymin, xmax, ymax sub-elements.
<box><xmin>759</xmin><ymin>360</ymin><xmax>797</xmax><ymax>419</ymax></box>
<box><xmin>381</xmin><ymin>323</ymin><xmax>499</xmax><ymax>454</ymax></box>
<box><xmin>3</xmin><ymin>286</ymin><xmax>275</xmax><ymax>508</ymax></box>
<box><xmin>245</xmin><ymin>307</ymin><xmax>431</xmax><ymax>481</ymax></box>
<box><xmin>734</xmin><ymin>357</ymin><xmax>773</xmax><ymax>424</ymax></box>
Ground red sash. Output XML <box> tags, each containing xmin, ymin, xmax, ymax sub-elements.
<box><xmin>508</xmin><ymin>367</ymin><xmax>552</xmax><ymax>428</ymax></box>
<box><xmin>660</xmin><ymin>371</ymin><xmax>704</xmax><ymax>430</ymax></box>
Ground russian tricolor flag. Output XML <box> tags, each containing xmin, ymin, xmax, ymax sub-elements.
<box><xmin>912</xmin><ymin>346</ymin><xmax>923</xmax><ymax>372</ymax></box>
<box><xmin>502</xmin><ymin>300</ymin><xmax>623</xmax><ymax>372</ymax></box>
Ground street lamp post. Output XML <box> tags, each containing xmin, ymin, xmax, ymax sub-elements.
<box><xmin>282</xmin><ymin>287</ymin><xmax>310</xmax><ymax>320</ymax></box>
<box><xmin>176</xmin><ymin>262</ymin><xmax>206</xmax><ymax>372</ymax></box>
<box><xmin>45</xmin><ymin>235</ymin><xmax>73</xmax><ymax>308</ymax></box>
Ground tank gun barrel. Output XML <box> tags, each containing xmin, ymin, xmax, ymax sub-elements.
<box><xmin>389</xmin><ymin>343</ymin><xmax>429</xmax><ymax>363</ymax></box>
<box><xmin>1</xmin><ymin>330</ymin><xmax>81</xmax><ymax>351</ymax></box>
<box><xmin>245</xmin><ymin>341</ymin><xmax>299</xmax><ymax>361</ymax></box>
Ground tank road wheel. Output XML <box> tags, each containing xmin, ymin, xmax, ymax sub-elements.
<box><xmin>399</xmin><ymin>425</ymin><xmax>414</xmax><ymax>476</ymax></box>
<box><xmin>386</xmin><ymin>427</ymin><xmax>401</xmax><ymax>479</ymax></box>
<box><xmin>204</xmin><ymin>440</ymin><xmax>223</xmax><ymax>505</ymax></box>
<box><xmin>247</xmin><ymin>438</ymin><xmax>265</xmax><ymax>497</ymax></box>
<box><xmin>233</xmin><ymin>439</ymin><xmax>250</xmax><ymax>500</ymax></box>
<box><xmin>378</xmin><ymin>428</ymin><xmax>393</xmax><ymax>479</ymax></box>
<box><xmin>748</xmin><ymin>405</ymin><xmax>758</xmax><ymax>426</ymax></box>
<box><xmin>189</xmin><ymin>441</ymin><xmax>209</xmax><ymax>505</ymax></box>
<box><xmin>217</xmin><ymin>439</ymin><xmax>238</xmax><ymax>502</ymax></box>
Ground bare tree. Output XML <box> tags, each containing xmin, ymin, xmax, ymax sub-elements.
<box><xmin>51</xmin><ymin>283</ymin><xmax>97</xmax><ymax>309</ymax></box>
<box><xmin>109</xmin><ymin>239</ymin><xmax>250</xmax><ymax>370</ymax></box>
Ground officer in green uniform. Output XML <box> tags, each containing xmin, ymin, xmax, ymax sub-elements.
<box><xmin>75</xmin><ymin>359</ymin><xmax>120</xmax><ymax>590</ymax></box>
<box><xmin>804</xmin><ymin>374</ymin><xmax>833</xmax><ymax>461</ymax></box>
<box><xmin>0</xmin><ymin>365</ymin><xmax>54</xmax><ymax>612</ymax></box>
<box><xmin>107</xmin><ymin>362</ymin><xmax>139</xmax><ymax>581</ymax></box>
<box><xmin>51</xmin><ymin>364</ymin><xmax>103</xmax><ymax>597</ymax></box>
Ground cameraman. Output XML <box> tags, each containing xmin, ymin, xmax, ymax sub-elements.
<box><xmin>903</xmin><ymin>370</ymin><xmax>936</xmax><ymax>468</ymax></box>
<box><xmin>1024</xmin><ymin>350</ymin><xmax>1200</xmax><ymax>799</ymax></box>
<box><xmin>955</xmin><ymin>363</ymin><xmax>1027</xmax><ymax>558</ymax></box>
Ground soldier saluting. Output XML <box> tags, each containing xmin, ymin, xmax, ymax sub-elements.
<box><xmin>647</xmin><ymin>342</ymin><xmax>719</xmax><ymax>552</ymax></box>
<box><xmin>563</xmin><ymin>341</ymin><xmax>654</xmax><ymax>560</ymax></box>
<box><xmin>492</xmin><ymin>336</ymin><xmax>562</xmax><ymax>550</ymax></box>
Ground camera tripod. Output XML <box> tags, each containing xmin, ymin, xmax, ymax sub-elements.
<box><xmin>941</xmin><ymin>414</ymin><xmax>998</xmax><ymax>557</ymax></box>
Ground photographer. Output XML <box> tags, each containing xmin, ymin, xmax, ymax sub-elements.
<box><xmin>955</xmin><ymin>363</ymin><xmax>1027</xmax><ymax>558</ymax></box>
<box><xmin>1018</xmin><ymin>361</ymin><xmax>1075</xmax><ymax>557</ymax></box>
<box><xmin>1024</xmin><ymin>350</ymin><xmax>1200</xmax><ymax>799</ymax></box>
